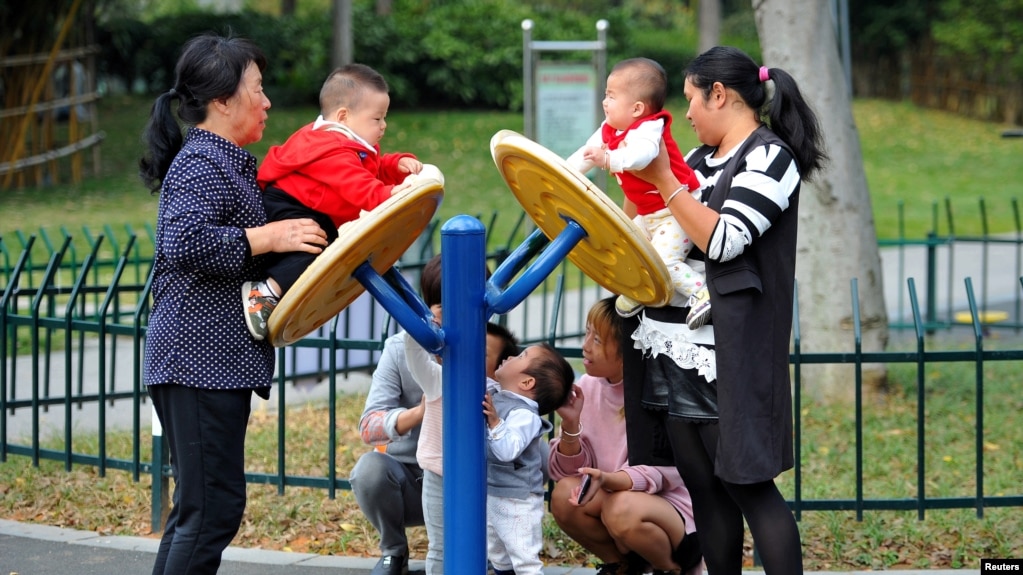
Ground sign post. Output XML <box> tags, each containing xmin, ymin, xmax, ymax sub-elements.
<box><xmin>522</xmin><ymin>19</ymin><xmax>608</xmax><ymax>188</ymax></box>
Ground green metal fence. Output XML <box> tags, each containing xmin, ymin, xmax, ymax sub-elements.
<box><xmin>3</xmin><ymin>211</ymin><xmax>1023</xmax><ymax>539</ymax></box>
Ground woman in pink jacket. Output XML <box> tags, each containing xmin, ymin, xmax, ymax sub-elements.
<box><xmin>548</xmin><ymin>297</ymin><xmax>703</xmax><ymax>575</ymax></box>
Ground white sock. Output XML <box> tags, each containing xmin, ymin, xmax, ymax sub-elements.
<box><xmin>261</xmin><ymin>280</ymin><xmax>281</xmax><ymax>299</ymax></box>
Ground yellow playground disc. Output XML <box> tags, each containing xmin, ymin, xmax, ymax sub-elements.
<box><xmin>490</xmin><ymin>129</ymin><xmax>672</xmax><ymax>307</ymax></box>
<box><xmin>267</xmin><ymin>174</ymin><xmax>444</xmax><ymax>347</ymax></box>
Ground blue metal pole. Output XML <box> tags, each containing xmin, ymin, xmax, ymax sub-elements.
<box><xmin>441</xmin><ymin>215</ymin><xmax>489</xmax><ymax>573</ymax></box>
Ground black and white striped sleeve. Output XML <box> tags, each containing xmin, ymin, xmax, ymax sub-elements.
<box><xmin>705</xmin><ymin>144</ymin><xmax>800</xmax><ymax>263</ymax></box>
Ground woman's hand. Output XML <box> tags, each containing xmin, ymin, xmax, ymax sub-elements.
<box><xmin>247</xmin><ymin>218</ymin><xmax>327</xmax><ymax>256</ymax></box>
<box><xmin>575</xmin><ymin>466</ymin><xmax>632</xmax><ymax>504</ymax></box>
<box><xmin>555</xmin><ymin>383</ymin><xmax>584</xmax><ymax>431</ymax></box>
<box><xmin>629</xmin><ymin>139</ymin><xmax>680</xmax><ymax>194</ymax></box>
<box><xmin>572</xmin><ymin>467</ymin><xmax>603</xmax><ymax>506</ymax></box>
<box><xmin>630</xmin><ymin>139</ymin><xmax>716</xmax><ymax>251</ymax></box>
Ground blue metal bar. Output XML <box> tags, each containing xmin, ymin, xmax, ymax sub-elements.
<box><xmin>440</xmin><ymin>215</ymin><xmax>488</xmax><ymax>574</ymax></box>
<box><xmin>488</xmin><ymin>220</ymin><xmax>586</xmax><ymax>316</ymax></box>
<box><xmin>354</xmin><ymin>264</ymin><xmax>442</xmax><ymax>354</ymax></box>
<box><xmin>489</xmin><ymin>227</ymin><xmax>549</xmax><ymax>290</ymax></box>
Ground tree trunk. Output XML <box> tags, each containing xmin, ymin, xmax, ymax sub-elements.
<box><xmin>331</xmin><ymin>0</ymin><xmax>353</xmax><ymax>69</ymax></box>
<box><xmin>754</xmin><ymin>0</ymin><xmax>889</xmax><ymax>403</ymax></box>
<box><xmin>698</xmin><ymin>0</ymin><xmax>721</xmax><ymax>54</ymax></box>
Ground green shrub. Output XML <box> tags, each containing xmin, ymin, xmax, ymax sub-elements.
<box><xmin>94</xmin><ymin>1</ymin><xmax>759</xmax><ymax>110</ymax></box>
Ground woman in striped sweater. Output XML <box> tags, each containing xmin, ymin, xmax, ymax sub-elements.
<box><xmin>623</xmin><ymin>46</ymin><xmax>827</xmax><ymax>574</ymax></box>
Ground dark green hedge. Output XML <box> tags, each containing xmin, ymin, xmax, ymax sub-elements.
<box><xmin>96</xmin><ymin>1</ymin><xmax>733</xmax><ymax>110</ymax></box>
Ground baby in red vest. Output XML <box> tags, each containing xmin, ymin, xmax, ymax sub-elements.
<box><xmin>568</xmin><ymin>57</ymin><xmax>710</xmax><ymax>329</ymax></box>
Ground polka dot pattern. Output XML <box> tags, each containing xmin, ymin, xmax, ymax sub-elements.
<box><xmin>144</xmin><ymin>128</ymin><xmax>274</xmax><ymax>394</ymax></box>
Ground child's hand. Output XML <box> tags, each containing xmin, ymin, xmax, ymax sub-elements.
<box><xmin>398</xmin><ymin>157</ymin><xmax>423</xmax><ymax>175</ymax></box>
<box><xmin>581</xmin><ymin>146</ymin><xmax>608</xmax><ymax>170</ymax></box>
<box><xmin>482</xmin><ymin>392</ymin><xmax>500</xmax><ymax>429</ymax></box>
<box><xmin>390</xmin><ymin>179</ymin><xmax>414</xmax><ymax>195</ymax></box>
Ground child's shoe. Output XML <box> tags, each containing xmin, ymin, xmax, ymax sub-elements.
<box><xmin>615</xmin><ymin>294</ymin><xmax>644</xmax><ymax>318</ymax></box>
<box><xmin>685</xmin><ymin>286</ymin><xmax>712</xmax><ymax>330</ymax></box>
<box><xmin>243</xmin><ymin>281</ymin><xmax>279</xmax><ymax>341</ymax></box>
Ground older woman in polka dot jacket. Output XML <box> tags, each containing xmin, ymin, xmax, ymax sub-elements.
<box><xmin>138</xmin><ymin>33</ymin><xmax>327</xmax><ymax>575</ymax></box>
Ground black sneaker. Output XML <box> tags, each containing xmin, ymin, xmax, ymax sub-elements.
<box><xmin>672</xmin><ymin>531</ymin><xmax>703</xmax><ymax>571</ymax></box>
<box><xmin>371</xmin><ymin>554</ymin><xmax>409</xmax><ymax>575</ymax></box>
<box><xmin>595</xmin><ymin>562</ymin><xmax>624</xmax><ymax>575</ymax></box>
<box><xmin>596</xmin><ymin>552</ymin><xmax>646</xmax><ymax>575</ymax></box>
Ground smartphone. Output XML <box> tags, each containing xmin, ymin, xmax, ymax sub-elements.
<box><xmin>576</xmin><ymin>474</ymin><xmax>593</xmax><ymax>505</ymax></box>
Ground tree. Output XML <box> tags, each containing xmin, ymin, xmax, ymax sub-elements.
<box><xmin>754</xmin><ymin>0</ymin><xmax>889</xmax><ymax>402</ymax></box>
<box><xmin>331</xmin><ymin>0</ymin><xmax>352</xmax><ymax>69</ymax></box>
<box><xmin>698</xmin><ymin>0</ymin><xmax>721</xmax><ymax>54</ymax></box>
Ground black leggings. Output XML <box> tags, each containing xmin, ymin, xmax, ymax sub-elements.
<box><xmin>665</xmin><ymin>417</ymin><xmax>803</xmax><ymax>575</ymax></box>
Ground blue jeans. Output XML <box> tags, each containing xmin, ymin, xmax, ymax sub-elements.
<box><xmin>422</xmin><ymin>470</ymin><xmax>444</xmax><ymax>575</ymax></box>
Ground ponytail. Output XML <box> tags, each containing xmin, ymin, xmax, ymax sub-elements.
<box><xmin>762</xmin><ymin>67</ymin><xmax>827</xmax><ymax>181</ymax></box>
<box><xmin>139</xmin><ymin>90</ymin><xmax>184</xmax><ymax>193</ymax></box>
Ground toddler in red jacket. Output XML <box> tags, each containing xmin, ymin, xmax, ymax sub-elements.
<box><xmin>243</xmin><ymin>64</ymin><xmax>430</xmax><ymax>340</ymax></box>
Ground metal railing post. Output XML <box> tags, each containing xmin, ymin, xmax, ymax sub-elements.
<box><xmin>925</xmin><ymin>231</ymin><xmax>937</xmax><ymax>333</ymax></box>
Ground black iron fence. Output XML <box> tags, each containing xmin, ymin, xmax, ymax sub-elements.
<box><xmin>3</xmin><ymin>211</ymin><xmax>1023</xmax><ymax>540</ymax></box>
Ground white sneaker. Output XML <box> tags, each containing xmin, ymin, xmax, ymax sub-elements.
<box><xmin>615</xmin><ymin>294</ymin><xmax>644</xmax><ymax>318</ymax></box>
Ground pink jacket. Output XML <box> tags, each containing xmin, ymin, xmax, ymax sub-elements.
<box><xmin>548</xmin><ymin>374</ymin><xmax>697</xmax><ymax>534</ymax></box>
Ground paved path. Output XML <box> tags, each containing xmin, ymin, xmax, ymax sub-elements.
<box><xmin>0</xmin><ymin>519</ymin><xmax>984</xmax><ymax>575</ymax></box>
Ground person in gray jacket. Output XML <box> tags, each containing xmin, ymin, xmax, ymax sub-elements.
<box><xmin>350</xmin><ymin>256</ymin><xmax>442</xmax><ymax>575</ymax></box>
<box><xmin>351</xmin><ymin>330</ymin><xmax>426</xmax><ymax>575</ymax></box>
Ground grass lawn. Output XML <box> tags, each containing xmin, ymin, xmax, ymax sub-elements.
<box><xmin>3</xmin><ymin>94</ymin><xmax>1023</xmax><ymax>251</ymax></box>
<box><xmin>2</xmin><ymin>354</ymin><xmax>1021</xmax><ymax>568</ymax></box>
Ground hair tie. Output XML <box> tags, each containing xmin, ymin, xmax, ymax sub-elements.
<box><xmin>168</xmin><ymin>88</ymin><xmax>178</xmax><ymax>97</ymax></box>
<box><xmin>758</xmin><ymin>66</ymin><xmax>770</xmax><ymax>83</ymax></box>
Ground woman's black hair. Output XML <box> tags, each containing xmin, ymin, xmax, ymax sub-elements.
<box><xmin>685</xmin><ymin>46</ymin><xmax>827</xmax><ymax>181</ymax></box>
<box><xmin>139</xmin><ymin>33</ymin><xmax>267</xmax><ymax>193</ymax></box>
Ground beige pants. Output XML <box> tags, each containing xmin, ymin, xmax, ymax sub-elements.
<box><xmin>634</xmin><ymin>206</ymin><xmax>706</xmax><ymax>299</ymax></box>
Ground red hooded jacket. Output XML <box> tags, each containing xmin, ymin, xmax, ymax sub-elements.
<box><xmin>257</xmin><ymin>122</ymin><xmax>417</xmax><ymax>227</ymax></box>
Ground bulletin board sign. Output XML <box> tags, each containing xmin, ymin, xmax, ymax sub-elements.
<box><xmin>534</xmin><ymin>62</ymin><xmax>600</xmax><ymax>160</ymax></box>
